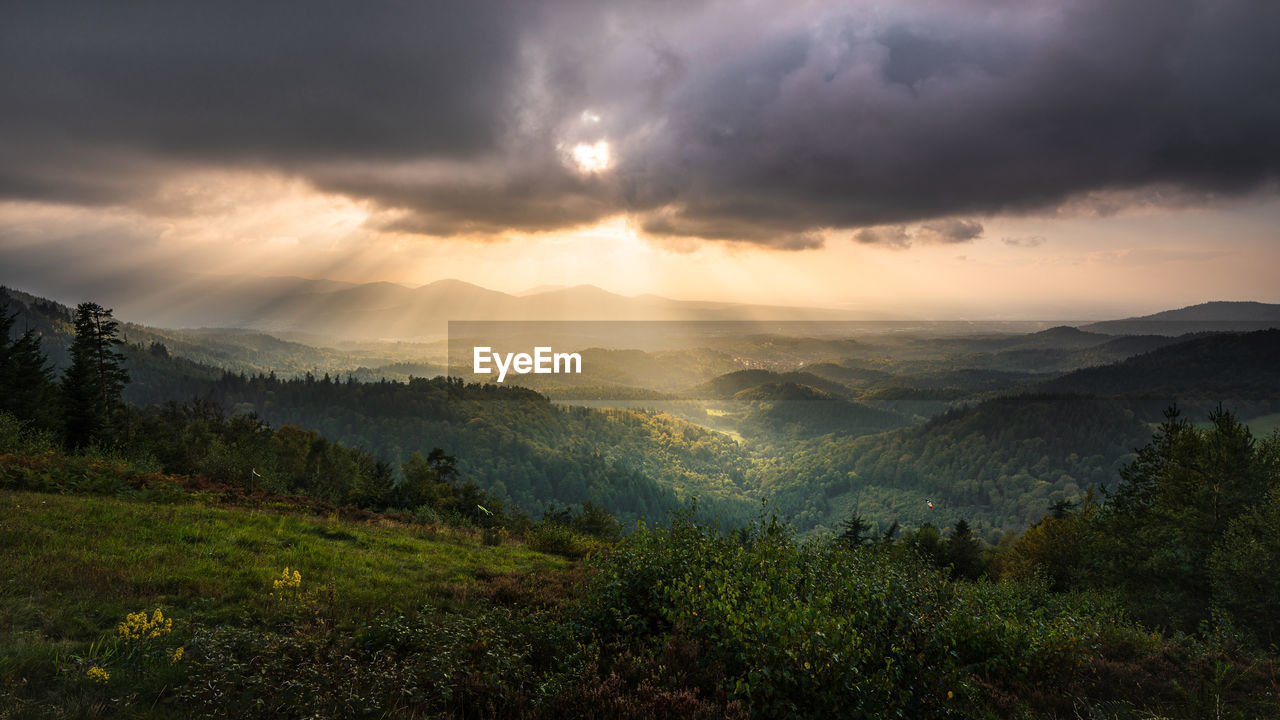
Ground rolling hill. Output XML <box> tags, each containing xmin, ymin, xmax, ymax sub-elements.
<box><xmin>732</xmin><ymin>382</ymin><xmax>911</xmax><ymax>441</ymax></box>
<box><xmin>689</xmin><ymin>369</ymin><xmax>857</xmax><ymax>399</ymax></box>
<box><xmin>1039</xmin><ymin>329</ymin><xmax>1280</xmax><ymax>418</ymax></box>
<box><xmin>1081</xmin><ymin>301</ymin><xmax>1280</xmax><ymax>335</ymax></box>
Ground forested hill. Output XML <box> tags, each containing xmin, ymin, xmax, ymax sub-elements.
<box><xmin>764</xmin><ymin>331</ymin><xmax>1280</xmax><ymax>534</ymax></box>
<box><xmin>758</xmin><ymin>393</ymin><xmax>1152</xmax><ymax>535</ymax></box>
<box><xmin>163</xmin><ymin>374</ymin><xmax>758</xmax><ymax>524</ymax></box>
<box><xmin>1133</xmin><ymin>301</ymin><xmax>1280</xmax><ymax>321</ymax></box>
<box><xmin>1081</xmin><ymin>301</ymin><xmax>1280</xmax><ymax>335</ymax></box>
<box><xmin>689</xmin><ymin>369</ymin><xmax>856</xmax><ymax>399</ymax></box>
<box><xmin>1038</xmin><ymin>329</ymin><xmax>1280</xmax><ymax>418</ymax></box>
<box><xmin>732</xmin><ymin>382</ymin><xmax>912</xmax><ymax>441</ymax></box>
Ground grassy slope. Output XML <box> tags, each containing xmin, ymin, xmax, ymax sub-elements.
<box><xmin>0</xmin><ymin>490</ymin><xmax>572</xmax><ymax>643</ymax></box>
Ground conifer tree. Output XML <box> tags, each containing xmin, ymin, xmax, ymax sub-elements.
<box><xmin>838</xmin><ymin>511</ymin><xmax>873</xmax><ymax>548</ymax></box>
<box><xmin>0</xmin><ymin>298</ymin><xmax>57</xmax><ymax>429</ymax></box>
<box><xmin>945</xmin><ymin>518</ymin><xmax>983</xmax><ymax>579</ymax></box>
<box><xmin>62</xmin><ymin>302</ymin><xmax>129</xmax><ymax>448</ymax></box>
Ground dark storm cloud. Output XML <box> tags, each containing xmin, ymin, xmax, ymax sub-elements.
<box><xmin>5</xmin><ymin>2</ymin><xmax>524</xmax><ymax>154</ymax></box>
<box><xmin>623</xmin><ymin>0</ymin><xmax>1280</xmax><ymax>246</ymax></box>
<box><xmin>0</xmin><ymin>0</ymin><xmax>530</xmax><ymax>203</ymax></box>
<box><xmin>2</xmin><ymin>0</ymin><xmax>1279</xmax><ymax>248</ymax></box>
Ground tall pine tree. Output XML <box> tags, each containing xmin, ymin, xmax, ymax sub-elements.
<box><xmin>0</xmin><ymin>297</ymin><xmax>58</xmax><ymax>429</ymax></box>
<box><xmin>945</xmin><ymin>518</ymin><xmax>984</xmax><ymax>579</ymax></box>
<box><xmin>838</xmin><ymin>510</ymin><xmax>873</xmax><ymax>548</ymax></box>
<box><xmin>62</xmin><ymin>302</ymin><xmax>129</xmax><ymax>448</ymax></box>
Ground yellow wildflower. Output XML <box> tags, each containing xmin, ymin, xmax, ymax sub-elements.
<box><xmin>171</xmin><ymin>646</ymin><xmax>185</xmax><ymax>663</ymax></box>
<box><xmin>117</xmin><ymin>608</ymin><xmax>172</xmax><ymax>642</ymax></box>
<box><xmin>86</xmin><ymin>666</ymin><xmax>110</xmax><ymax>683</ymax></box>
<box><xmin>272</xmin><ymin>567</ymin><xmax>302</xmax><ymax>592</ymax></box>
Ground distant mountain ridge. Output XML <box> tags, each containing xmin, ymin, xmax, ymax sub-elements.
<box><xmin>1081</xmin><ymin>301</ymin><xmax>1280</xmax><ymax>335</ymax></box>
<box><xmin>1122</xmin><ymin>301</ymin><xmax>1280</xmax><ymax>321</ymax></box>
<box><xmin>1039</xmin><ymin>329</ymin><xmax>1280</xmax><ymax>419</ymax></box>
<box><xmin>3</xmin><ymin>274</ymin><xmax>900</xmax><ymax>340</ymax></box>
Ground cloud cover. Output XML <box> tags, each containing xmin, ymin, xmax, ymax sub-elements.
<box><xmin>2</xmin><ymin>0</ymin><xmax>1279</xmax><ymax>248</ymax></box>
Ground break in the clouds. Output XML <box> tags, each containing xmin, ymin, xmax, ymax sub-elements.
<box><xmin>2</xmin><ymin>0</ymin><xmax>1279</xmax><ymax>249</ymax></box>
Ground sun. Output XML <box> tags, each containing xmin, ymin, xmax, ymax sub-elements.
<box><xmin>571</xmin><ymin>140</ymin><xmax>611</xmax><ymax>174</ymax></box>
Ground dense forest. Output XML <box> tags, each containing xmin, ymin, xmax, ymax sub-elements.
<box><xmin>1039</xmin><ymin>329</ymin><xmax>1280</xmax><ymax>418</ymax></box>
<box><xmin>174</xmin><ymin>372</ymin><xmax>755</xmax><ymax>523</ymax></box>
<box><xmin>756</xmin><ymin>394</ymin><xmax>1153</xmax><ymax>534</ymax></box>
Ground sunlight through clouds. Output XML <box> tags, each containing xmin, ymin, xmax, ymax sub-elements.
<box><xmin>570</xmin><ymin>140</ymin><xmax>611</xmax><ymax>174</ymax></box>
<box><xmin>1</xmin><ymin>0</ymin><xmax>1279</xmax><ymax>316</ymax></box>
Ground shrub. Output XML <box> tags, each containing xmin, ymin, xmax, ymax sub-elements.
<box><xmin>482</xmin><ymin>526</ymin><xmax>507</xmax><ymax>546</ymax></box>
<box><xmin>572</xmin><ymin>513</ymin><xmax>1141</xmax><ymax>718</ymax></box>
<box><xmin>0</xmin><ymin>411</ymin><xmax>59</xmax><ymax>455</ymax></box>
<box><xmin>526</xmin><ymin>522</ymin><xmax>594</xmax><ymax>558</ymax></box>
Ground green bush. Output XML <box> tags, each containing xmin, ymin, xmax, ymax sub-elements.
<box><xmin>527</xmin><ymin>522</ymin><xmax>594</xmax><ymax>558</ymax></box>
<box><xmin>942</xmin><ymin>576</ymin><xmax>1127</xmax><ymax>683</ymax></box>
<box><xmin>0</xmin><ymin>451</ymin><xmax>133</xmax><ymax>495</ymax></box>
<box><xmin>573</xmin><ymin>514</ymin><xmax>1139</xmax><ymax>718</ymax></box>
<box><xmin>0</xmin><ymin>411</ymin><xmax>59</xmax><ymax>455</ymax></box>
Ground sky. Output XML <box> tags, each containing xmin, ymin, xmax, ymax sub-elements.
<box><xmin>2</xmin><ymin>0</ymin><xmax>1279</xmax><ymax>320</ymax></box>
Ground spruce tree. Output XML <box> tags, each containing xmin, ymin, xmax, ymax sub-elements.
<box><xmin>838</xmin><ymin>511</ymin><xmax>873</xmax><ymax>548</ymax></box>
<box><xmin>62</xmin><ymin>302</ymin><xmax>129</xmax><ymax>448</ymax></box>
<box><xmin>0</xmin><ymin>298</ymin><xmax>57</xmax><ymax>429</ymax></box>
<box><xmin>0</xmin><ymin>298</ymin><xmax>10</xmax><ymax>369</ymax></box>
<box><xmin>945</xmin><ymin>518</ymin><xmax>983</xmax><ymax>579</ymax></box>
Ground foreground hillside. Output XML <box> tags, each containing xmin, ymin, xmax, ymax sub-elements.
<box><xmin>3</xmin><ymin>483</ymin><xmax>1277</xmax><ymax>719</ymax></box>
<box><xmin>0</xmin><ymin>486</ymin><xmax>585</xmax><ymax>718</ymax></box>
<box><xmin>0</xmin><ymin>488</ymin><xmax>575</xmax><ymax>629</ymax></box>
